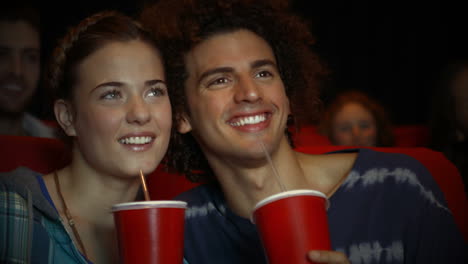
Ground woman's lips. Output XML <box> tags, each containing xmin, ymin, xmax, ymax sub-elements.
<box><xmin>118</xmin><ymin>133</ymin><xmax>156</xmax><ymax>152</ymax></box>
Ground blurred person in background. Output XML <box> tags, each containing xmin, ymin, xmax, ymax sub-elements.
<box><xmin>0</xmin><ymin>2</ymin><xmax>56</xmax><ymax>138</ymax></box>
<box><xmin>429</xmin><ymin>59</ymin><xmax>468</xmax><ymax>195</ymax></box>
<box><xmin>319</xmin><ymin>90</ymin><xmax>395</xmax><ymax>147</ymax></box>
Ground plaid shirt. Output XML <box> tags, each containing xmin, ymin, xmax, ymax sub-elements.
<box><xmin>0</xmin><ymin>168</ymin><xmax>91</xmax><ymax>264</ymax></box>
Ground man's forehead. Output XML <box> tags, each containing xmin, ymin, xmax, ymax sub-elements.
<box><xmin>0</xmin><ymin>20</ymin><xmax>40</xmax><ymax>48</ymax></box>
<box><xmin>185</xmin><ymin>29</ymin><xmax>276</xmax><ymax>76</ymax></box>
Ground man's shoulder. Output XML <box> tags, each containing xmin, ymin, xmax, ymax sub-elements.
<box><xmin>175</xmin><ymin>183</ymin><xmax>228</xmax><ymax>220</ymax></box>
<box><xmin>175</xmin><ymin>183</ymin><xmax>219</xmax><ymax>204</ymax></box>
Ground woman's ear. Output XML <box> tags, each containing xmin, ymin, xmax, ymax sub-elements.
<box><xmin>177</xmin><ymin>113</ymin><xmax>192</xmax><ymax>134</ymax></box>
<box><xmin>54</xmin><ymin>99</ymin><xmax>76</xmax><ymax>136</ymax></box>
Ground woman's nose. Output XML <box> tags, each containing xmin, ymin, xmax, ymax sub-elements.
<box><xmin>126</xmin><ymin>97</ymin><xmax>151</xmax><ymax>125</ymax></box>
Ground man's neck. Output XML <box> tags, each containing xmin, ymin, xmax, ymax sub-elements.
<box><xmin>209</xmin><ymin>138</ymin><xmax>309</xmax><ymax>218</ymax></box>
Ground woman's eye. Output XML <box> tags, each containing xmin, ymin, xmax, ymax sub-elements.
<box><xmin>148</xmin><ymin>87</ymin><xmax>166</xmax><ymax>97</ymax></box>
<box><xmin>100</xmin><ymin>90</ymin><xmax>121</xmax><ymax>100</ymax></box>
<box><xmin>359</xmin><ymin>122</ymin><xmax>371</xmax><ymax>129</ymax></box>
<box><xmin>339</xmin><ymin>126</ymin><xmax>351</xmax><ymax>132</ymax></box>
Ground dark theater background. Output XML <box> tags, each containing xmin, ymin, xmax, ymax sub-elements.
<box><xmin>34</xmin><ymin>0</ymin><xmax>466</xmax><ymax>126</ymax></box>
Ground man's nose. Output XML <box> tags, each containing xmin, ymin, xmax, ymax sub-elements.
<box><xmin>233</xmin><ymin>76</ymin><xmax>262</xmax><ymax>103</ymax></box>
<box><xmin>10</xmin><ymin>54</ymin><xmax>23</xmax><ymax>77</ymax></box>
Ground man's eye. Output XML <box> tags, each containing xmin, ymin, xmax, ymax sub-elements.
<box><xmin>100</xmin><ymin>90</ymin><xmax>121</xmax><ymax>100</ymax></box>
<box><xmin>208</xmin><ymin>77</ymin><xmax>229</xmax><ymax>86</ymax></box>
<box><xmin>23</xmin><ymin>51</ymin><xmax>39</xmax><ymax>64</ymax></box>
<box><xmin>256</xmin><ymin>70</ymin><xmax>273</xmax><ymax>78</ymax></box>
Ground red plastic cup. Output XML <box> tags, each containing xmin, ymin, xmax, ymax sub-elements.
<box><xmin>111</xmin><ymin>201</ymin><xmax>187</xmax><ymax>264</ymax></box>
<box><xmin>252</xmin><ymin>189</ymin><xmax>331</xmax><ymax>264</ymax></box>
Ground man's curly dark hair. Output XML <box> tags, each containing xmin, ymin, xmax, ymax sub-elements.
<box><xmin>140</xmin><ymin>0</ymin><xmax>328</xmax><ymax>182</ymax></box>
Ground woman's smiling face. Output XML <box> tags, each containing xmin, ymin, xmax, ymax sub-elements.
<box><xmin>63</xmin><ymin>40</ymin><xmax>172</xmax><ymax>177</ymax></box>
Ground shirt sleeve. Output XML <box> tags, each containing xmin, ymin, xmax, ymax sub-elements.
<box><xmin>0</xmin><ymin>183</ymin><xmax>33</xmax><ymax>263</ymax></box>
<box><xmin>403</xmin><ymin>163</ymin><xmax>467</xmax><ymax>263</ymax></box>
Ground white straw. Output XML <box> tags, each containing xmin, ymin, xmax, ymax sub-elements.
<box><xmin>258</xmin><ymin>140</ymin><xmax>287</xmax><ymax>192</ymax></box>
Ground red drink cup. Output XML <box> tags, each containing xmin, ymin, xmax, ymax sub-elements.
<box><xmin>111</xmin><ymin>201</ymin><xmax>187</xmax><ymax>264</ymax></box>
<box><xmin>252</xmin><ymin>190</ymin><xmax>330</xmax><ymax>264</ymax></box>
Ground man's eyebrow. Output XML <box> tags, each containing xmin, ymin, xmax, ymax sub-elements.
<box><xmin>251</xmin><ymin>59</ymin><xmax>277</xmax><ymax>69</ymax></box>
<box><xmin>198</xmin><ymin>67</ymin><xmax>233</xmax><ymax>83</ymax></box>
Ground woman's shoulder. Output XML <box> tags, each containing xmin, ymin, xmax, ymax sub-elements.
<box><xmin>0</xmin><ymin>167</ymin><xmax>41</xmax><ymax>190</ymax></box>
<box><xmin>0</xmin><ymin>167</ymin><xmax>59</xmax><ymax>219</ymax></box>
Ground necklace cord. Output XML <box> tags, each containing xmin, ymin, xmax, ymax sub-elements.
<box><xmin>53</xmin><ymin>171</ymin><xmax>89</xmax><ymax>259</ymax></box>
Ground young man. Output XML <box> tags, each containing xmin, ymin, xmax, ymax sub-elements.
<box><xmin>0</xmin><ymin>3</ymin><xmax>55</xmax><ymax>137</ymax></box>
<box><xmin>141</xmin><ymin>1</ymin><xmax>466</xmax><ymax>263</ymax></box>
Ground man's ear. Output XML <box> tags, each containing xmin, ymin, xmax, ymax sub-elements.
<box><xmin>177</xmin><ymin>113</ymin><xmax>193</xmax><ymax>134</ymax></box>
<box><xmin>54</xmin><ymin>99</ymin><xmax>76</xmax><ymax>136</ymax></box>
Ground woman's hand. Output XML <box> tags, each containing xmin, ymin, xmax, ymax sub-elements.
<box><xmin>308</xmin><ymin>250</ymin><xmax>350</xmax><ymax>264</ymax></box>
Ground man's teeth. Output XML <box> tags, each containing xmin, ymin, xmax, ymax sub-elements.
<box><xmin>119</xmin><ymin>136</ymin><xmax>152</xmax><ymax>144</ymax></box>
<box><xmin>230</xmin><ymin>114</ymin><xmax>266</xmax><ymax>127</ymax></box>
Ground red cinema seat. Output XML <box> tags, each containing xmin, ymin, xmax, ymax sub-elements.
<box><xmin>393</xmin><ymin>125</ymin><xmax>430</xmax><ymax>147</ymax></box>
<box><xmin>289</xmin><ymin>125</ymin><xmax>331</xmax><ymax>146</ymax></box>
<box><xmin>0</xmin><ymin>135</ymin><xmax>70</xmax><ymax>173</ymax></box>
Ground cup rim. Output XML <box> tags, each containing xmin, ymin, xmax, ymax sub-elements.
<box><xmin>253</xmin><ymin>189</ymin><xmax>329</xmax><ymax>213</ymax></box>
<box><xmin>111</xmin><ymin>200</ymin><xmax>187</xmax><ymax>212</ymax></box>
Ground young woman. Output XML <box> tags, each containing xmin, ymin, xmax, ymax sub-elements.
<box><xmin>319</xmin><ymin>90</ymin><xmax>395</xmax><ymax>147</ymax></box>
<box><xmin>0</xmin><ymin>11</ymin><xmax>172</xmax><ymax>263</ymax></box>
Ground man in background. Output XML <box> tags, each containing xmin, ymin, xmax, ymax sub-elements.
<box><xmin>0</xmin><ymin>3</ymin><xmax>55</xmax><ymax>137</ymax></box>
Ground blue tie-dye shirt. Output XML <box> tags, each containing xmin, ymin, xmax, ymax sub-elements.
<box><xmin>177</xmin><ymin>148</ymin><xmax>467</xmax><ymax>264</ymax></box>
